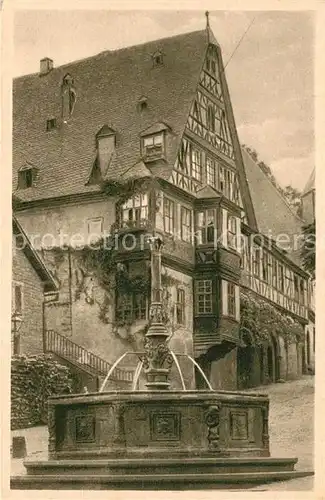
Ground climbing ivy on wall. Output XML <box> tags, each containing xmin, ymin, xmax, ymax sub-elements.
<box><xmin>240</xmin><ymin>289</ymin><xmax>304</xmax><ymax>346</ymax></box>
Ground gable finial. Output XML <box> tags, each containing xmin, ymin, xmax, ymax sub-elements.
<box><xmin>205</xmin><ymin>11</ymin><xmax>210</xmax><ymax>29</ymax></box>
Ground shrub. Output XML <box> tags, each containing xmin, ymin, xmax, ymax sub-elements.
<box><xmin>11</xmin><ymin>354</ymin><xmax>73</xmax><ymax>430</ymax></box>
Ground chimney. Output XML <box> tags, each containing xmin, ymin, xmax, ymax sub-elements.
<box><xmin>40</xmin><ymin>57</ymin><xmax>53</xmax><ymax>75</ymax></box>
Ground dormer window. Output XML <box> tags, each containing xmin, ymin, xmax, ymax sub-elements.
<box><xmin>152</xmin><ymin>51</ymin><xmax>164</xmax><ymax>67</ymax></box>
<box><xmin>143</xmin><ymin>133</ymin><xmax>164</xmax><ymax>159</ymax></box>
<box><xmin>17</xmin><ymin>165</ymin><xmax>38</xmax><ymax>189</ymax></box>
<box><xmin>96</xmin><ymin>125</ymin><xmax>116</xmax><ymax>174</ymax></box>
<box><xmin>62</xmin><ymin>73</ymin><xmax>76</xmax><ymax>122</ymax></box>
<box><xmin>140</xmin><ymin>122</ymin><xmax>170</xmax><ymax>162</ymax></box>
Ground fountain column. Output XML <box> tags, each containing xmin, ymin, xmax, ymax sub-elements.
<box><xmin>143</xmin><ymin>234</ymin><xmax>173</xmax><ymax>390</ymax></box>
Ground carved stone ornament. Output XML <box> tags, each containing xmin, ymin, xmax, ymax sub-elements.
<box><xmin>204</xmin><ymin>404</ymin><xmax>221</xmax><ymax>450</ymax></box>
<box><xmin>262</xmin><ymin>403</ymin><xmax>270</xmax><ymax>449</ymax></box>
<box><xmin>142</xmin><ymin>338</ymin><xmax>174</xmax><ymax>371</ymax></box>
<box><xmin>149</xmin><ymin>302</ymin><xmax>167</xmax><ymax>324</ymax></box>
<box><xmin>47</xmin><ymin>403</ymin><xmax>56</xmax><ymax>455</ymax></box>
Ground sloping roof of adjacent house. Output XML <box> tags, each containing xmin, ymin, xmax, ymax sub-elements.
<box><xmin>13</xmin><ymin>30</ymin><xmax>210</xmax><ymax>202</ymax></box>
<box><xmin>241</xmin><ymin>147</ymin><xmax>304</xmax><ymax>265</ymax></box>
<box><xmin>12</xmin><ymin>215</ymin><xmax>58</xmax><ymax>292</ymax></box>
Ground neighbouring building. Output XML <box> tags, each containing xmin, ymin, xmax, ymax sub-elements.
<box><xmin>300</xmin><ymin>168</ymin><xmax>315</xmax><ymax>373</ymax></box>
<box><xmin>12</xmin><ymin>213</ymin><xmax>58</xmax><ymax>355</ymax></box>
<box><xmin>12</xmin><ymin>23</ymin><xmax>314</xmax><ymax>390</ymax></box>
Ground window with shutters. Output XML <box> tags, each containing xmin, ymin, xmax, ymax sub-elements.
<box><xmin>176</xmin><ymin>288</ymin><xmax>185</xmax><ymax>325</ymax></box>
<box><xmin>195</xmin><ymin>280</ymin><xmax>213</xmax><ymax>314</ymax></box>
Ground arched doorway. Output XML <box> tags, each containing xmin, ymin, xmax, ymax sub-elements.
<box><xmin>266</xmin><ymin>336</ymin><xmax>280</xmax><ymax>383</ymax></box>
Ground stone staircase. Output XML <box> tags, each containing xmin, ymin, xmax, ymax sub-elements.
<box><xmin>45</xmin><ymin>330</ymin><xmax>134</xmax><ymax>390</ymax></box>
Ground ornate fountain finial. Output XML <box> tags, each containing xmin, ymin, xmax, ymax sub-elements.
<box><xmin>142</xmin><ymin>233</ymin><xmax>173</xmax><ymax>390</ymax></box>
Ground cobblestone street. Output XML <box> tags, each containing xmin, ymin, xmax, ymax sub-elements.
<box><xmin>11</xmin><ymin>376</ymin><xmax>314</xmax><ymax>491</ymax></box>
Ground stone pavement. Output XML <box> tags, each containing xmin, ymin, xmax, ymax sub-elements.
<box><xmin>10</xmin><ymin>375</ymin><xmax>314</xmax><ymax>490</ymax></box>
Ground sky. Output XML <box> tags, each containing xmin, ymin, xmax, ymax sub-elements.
<box><xmin>13</xmin><ymin>10</ymin><xmax>314</xmax><ymax>191</ymax></box>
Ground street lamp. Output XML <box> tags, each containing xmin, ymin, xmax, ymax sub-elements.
<box><xmin>11</xmin><ymin>312</ymin><xmax>23</xmax><ymax>355</ymax></box>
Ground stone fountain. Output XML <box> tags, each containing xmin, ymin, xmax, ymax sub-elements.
<box><xmin>11</xmin><ymin>236</ymin><xmax>313</xmax><ymax>490</ymax></box>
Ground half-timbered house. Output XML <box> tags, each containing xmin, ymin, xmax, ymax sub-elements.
<box><xmin>12</xmin><ymin>24</ymin><xmax>313</xmax><ymax>390</ymax></box>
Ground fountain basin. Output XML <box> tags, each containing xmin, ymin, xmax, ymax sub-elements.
<box><xmin>11</xmin><ymin>389</ymin><xmax>314</xmax><ymax>490</ymax></box>
<box><xmin>46</xmin><ymin>389</ymin><xmax>270</xmax><ymax>460</ymax></box>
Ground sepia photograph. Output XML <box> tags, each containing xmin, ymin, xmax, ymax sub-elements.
<box><xmin>5</xmin><ymin>4</ymin><xmax>317</xmax><ymax>494</ymax></box>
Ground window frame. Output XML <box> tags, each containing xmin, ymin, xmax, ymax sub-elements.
<box><xmin>12</xmin><ymin>281</ymin><xmax>24</xmax><ymax>316</ymax></box>
<box><xmin>195</xmin><ymin>279</ymin><xmax>213</xmax><ymax>315</ymax></box>
<box><xmin>116</xmin><ymin>290</ymin><xmax>148</xmax><ymax>323</ymax></box>
<box><xmin>180</xmin><ymin>206</ymin><xmax>192</xmax><ymax>243</ymax></box>
<box><xmin>87</xmin><ymin>217</ymin><xmax>103</xmax><ymax>243</ymax></box>
<box><xmin>196</xmin><ymin>209</ymin><xmax>216</xmax><ymax>245</ymax></box>
<box><xmin>190</xmin><ymin>146</ymin><xmax>202</xmax><ymax>182</ymax></box>
<box><xmin>18</xmin><ymin>168</ymin><xmax>34</xmax><ymax>189</ymax></box>
<box><xmin>278</xmin><ymin>263</ymin><xmax>284</xmax><ymax>293</ymax></box>
<box><xmin>206</xmin><ymin>156</ymin><xmax>217</xmax><ymax>188</ymax></box>
<box><xmin>176</xmin><ymin>288</ymin><xmax>186</xmax><ymax>325</ymax></box>
<box><xmin>142</xmin><ymin>132</ymin><xmax>165</xmax><ymax>159</ymax></box>
<box><xmin>121</xmin><ymin>193</ymin><xmax>149</xmax><ymax>228</ymax></box>
<box><xmin>227</xmin><ymin>214</ymin><xmax>237</xmax><ymax>250</ymax></box>
<box><xmin>227</xmin><ymin>282</ymin><xmax>236</xmax><ymax>318</ymax></box>
<box><xmin>252</xmin><ymin>246</ymin><xmax>261</xmax><ymax>278</ymax></box>
<box><xmin>163</xmin><ymin>197</ymin><xmax>175</xmax><ymax>236</ymax></box>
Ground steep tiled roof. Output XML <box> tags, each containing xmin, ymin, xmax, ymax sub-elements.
<box><xmin>13</xmin><ymin>30</ymin><xmax>209</xmax><ymax>201</ymax></box>
<box><xmin>241</xmin><ymin>147</ymin><xmax>304</xmax><ymax>265</ymax></box>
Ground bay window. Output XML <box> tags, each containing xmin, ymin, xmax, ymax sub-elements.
<box><xmin>196</xmin><ymin>209</ymin><xmax>216</xmax><ymax>245</ymax></box>
<box><xmin>181</xmin><ymin>206</ymin><xmax>192</xmax><ymax>242</ymax></box>
<box><xmin>195</xmin><ymin>280</ymin><xmax>213</xmax><ymax>314</ymax></box>
<box><xmin>121</xmin><ymin>193</ymin><xmax>148</xmax><ymax>228</ymax></box>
